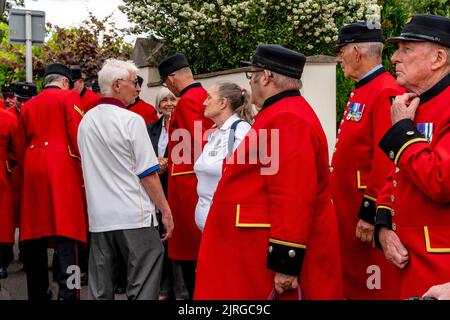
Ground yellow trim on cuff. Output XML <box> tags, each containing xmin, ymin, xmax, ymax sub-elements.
<box><xmin>235</xmin><ymin>204</ymin><xmax>271</xmax><ymax>228</ymax></box>
<box><xmin>356</xmin><ymin>170</ymin><xmax>367</xmax><ymax>190</ymax></box>
<box><xmin>377</xmin><ymin>205</ymin><xmax>392</xmax><ymax>212</ymax></box>
<box><xmin>73</xmin><ymin>105</ymin><xmax>84</xmax><ymax>117</ymax></box>
<box><xmin>364</xmin><ymin>194</ymin><xmax>377</xmax><ymax>202</ymax></box>
<box><xmin>269</xmin><ymin>238</ymin><xmax>307</xmax><ymax>249</ymax></box>
<box><xmin>424</xmin><ymin>226</ymin><xmax>450</xmax><ymax>253</ymax></box>
<box><xmin>68</xmin><ymin>145</ymin><xmax>81</xmax><ymax>160</ymax></box>
<box><xmin>170</xmin><ymin>164</ymin><xmax>194</xmax><ymax>177</ymax></box>
<box><xmin>5</xmin><ymin>160</ymin><xmax>12</xmax><ymax>173</ymax></box>
<box><xmin>394</xmin><ymin>138</ymin><xmax>428</xmax><ymax>165</ymax></box>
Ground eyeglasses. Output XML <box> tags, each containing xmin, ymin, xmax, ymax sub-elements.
<box><xmin>245</xmin><ymin>69</ymin><xmax>272</xmax><ymax>80</ymax></box>
<box><xmin>161</xmin><ymin>74</ymin><xmax>175</xmax><ymax>88</ymax></box>
<box><xmin>117</xmin><ymin>78</ymin><xmax>139</xmax><ymax>88</ymax></box>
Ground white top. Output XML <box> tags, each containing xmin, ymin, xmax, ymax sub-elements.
<box><xmin>194</xmin><ymin>113</ymin><xmax>251</xmax><ymax>232</ymax></box>
<box><xmin>78</xmin><ymin>99</ymin><xmax>160</xmax><ymax>233</ymax></box>
<box><xmin>157</xmin><ymin>118</ymin><xmax>169</xmax><ymax>157</ymax></box>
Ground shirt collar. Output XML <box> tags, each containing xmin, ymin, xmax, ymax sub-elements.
<box><xmin>179</xmin><ymin>82</ymin><xmax>202</xmax><ymax>97</ymax></box>
<box><xmin>418</xmin><ymin>72</ymin><xmax>450</xmax><ymax>106</ymax></box>
<box><xmin>98</xmin><ymin>97</ymin><xmax>126</xmax><ymax>108</ymax></box>
<box><xmin>219</xmin><ymin>113</ymin><xmax>241</xmax><ymax>131</ymax></box>
<box><xmin>260</xmin><ymin>90</ymin><xmax>301</xmax><ymax>112</ymax></box>
<box><xmin>44</xmin><ymin>85</ymin><xmax>61</xmax><ymax>90</ymax></box>
<box><xmin>127</xmin><ymin>96</ymin><xmax>140</xmax><ymax>109</ymax></box>
<box><xmin>355</xmin><ymin>65</ymin><xmax>386</xmax><ymax>89</ymax></box>
<box><xmin>80</xmin><ymin>86</ymin><xmax>87</xmax><ymax>98</ymax></box>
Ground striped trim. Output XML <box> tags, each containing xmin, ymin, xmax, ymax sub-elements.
<box><xmin>235</xmin><ymin>204</ymin><xmax>271</xmax><ymax>228</ymax></box>
<box><xmin>73</xmin><ymin>105</ymin><xmax>84</xmax><ymax>117</ymax></box>
<box><xmin>364</xmin><ymin>194</ymin><xmax>377</xmax><ymax>202</ymax></box>
<box><xmin>138</xmin><ymin>164</ymin><xmax>160</xmax><ymax>179</ymax></box>
<box><xmin>424</xmin><ymin>226</ymin><xmax>450</xmax><ymax>253</ymax></box>
<box><xmin>269</xmin><ymin>238</ymin><xmax>307</xmax><ymax>249</ymax></box>
<box><xmin>394</xmin><ymin>138</ymin><xmax>428</xmax><ymax>165</ymax></box>
<box><xmin>68</xmin><ymin>145</ymin><xmax>81</xmax><ymax>160</ymax></box>
<box><xmin>377</xmin><ymin>205</ymin><xmax>392</xmax><ymax>212</ymax></box>
<box><xmin>356</xmin><ymin>170</ymin><xmax>367</xmax><ymax>190</ymax></box>
<box><xmin>171</xmin><ymin>164</ymin><xmax>195</xmax><ymax>176</ymax></box>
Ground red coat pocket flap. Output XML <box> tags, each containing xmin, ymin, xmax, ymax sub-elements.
<box><xmin>171</xmin><ymin>163</ymin><xmax>195</xmax><ymax>176</ymax></box>
<box><xmin>356</xmin><ymin>170</ymin><xmax>368</xmax><ymax>190</ymax></box>
<box><xmin>424</xmin><ymin>226</ymin><xmax>450</xmax><ymax>253</ymax></box>
<box><xmin>235</xmin><ymin>204</ymin><xmax>271</xmax><ymax>228</ymax></box>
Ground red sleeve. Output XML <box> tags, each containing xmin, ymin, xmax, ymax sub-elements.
<box><xmin>265</xmin><ymin>114</ymin><xmax>320</xmax><ymax>275</ymax></box>
<box><xmin>64</xmin><ymin>92</ymin><xmax>84</xmax><ymax>157</ymax></box>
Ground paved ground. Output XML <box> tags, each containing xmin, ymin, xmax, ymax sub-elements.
<box><xmin>0</xmin><ymin>247</ymin><xmax>125</xmax><ymax>300</ymax></box>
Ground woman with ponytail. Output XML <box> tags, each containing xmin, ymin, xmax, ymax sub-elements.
<box><xmin>194</xmin><ymin>81</ymin><xmax>254</xmax><ymax>232</ymax></box>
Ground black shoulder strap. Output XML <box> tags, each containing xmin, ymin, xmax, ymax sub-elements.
<box><xmin>227</xmin><ymin>119</ymin><xmax>245</xmax><ymax>156</ymax></box>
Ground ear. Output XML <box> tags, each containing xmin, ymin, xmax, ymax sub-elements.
<box><xmin>220</xmin><ymin>97</ymin><xmax>229</xmax><ymax>110</ymax></box>
<box><xmin>262</xmin><ymin>70</ymin><xmax>272</xmax><ymax>85</ymax></box>
<box><xmin>353</xmin><ymin>45</ymin><xmax>362</xmax><ymax>63</ymax></box>
<box><xmin>431</xmin><ymin>47</ymin><xmax>448</xmax><ymax>71</ymax></box>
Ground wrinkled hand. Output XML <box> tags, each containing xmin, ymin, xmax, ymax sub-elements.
<box><xmin>423</xmin><ymin>282</ymin><xmax>450</xmax><ymax>300</ymax></box>
<box><xmin>391</xmin><ymin>93</ymin><xmax>420</xmax><ymax>126</ymax></box>
<box><xmin>379</xmin><ymin>227</ymin><xmax>409</xmax><ymax>269</ymax></box>
<box><xmin>158</xmin><ymin>157</ymin><xmax>169</xmax><ymax>174</ymax></box>
<box><xmin>274</xmin><ymin>272</ymin><xmax>298</xmax><ymax>295</ymax></box>
<box><xmin>355</xmin><ymin>219</ymin><xmax>375</xmax><ymax>247</ymax></box>
<box><xmin>160</xmin><ymin>211</ymin><xmax>174</xmax><ymax>242</ymax></box>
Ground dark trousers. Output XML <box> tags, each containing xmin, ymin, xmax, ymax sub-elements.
<box><xmin>0</xmin><ymin>245</ymin><xmax>14</xmax><ymax>269</ymax></box>
<box><xmin>22</xmin><ymin>236</ymin><xmax>80</xmax><ymax>300</ymax></box>
<box><xmin>178</xmin><ymin>260</ymin><xmax>196</xmax><ymax>300</ymax></box>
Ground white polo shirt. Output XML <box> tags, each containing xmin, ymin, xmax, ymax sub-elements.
<box><xmin>78</xmin><ymin>97</ymin><xmax>160</xmax><ymax>233</ymax></box>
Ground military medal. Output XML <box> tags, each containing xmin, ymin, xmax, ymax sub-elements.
<box><xmin>417</xmin><ymin>123</ymin><xmax>433</xmax><ymax>142</ymax></box>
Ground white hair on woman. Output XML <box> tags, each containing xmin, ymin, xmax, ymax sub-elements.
<box><xmin>98</xmin><ymin>59</ymin><xmax>139</xmax><ymax>95</ymax></box>
<box><xmin>154</xmin><ymin>86</ymin><xmax>176</xmax><ymax>113</ymax></box>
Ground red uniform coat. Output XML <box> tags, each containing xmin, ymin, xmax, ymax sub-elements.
<box><xmin>0</xmin><ymin>99</ymin><xmax>5</xmax><ymax>109</ymax></box>
<box><xmin>0</xmin><ymin>109</ymin><xmax>17</xmax><ymax>243</ymax></box>
<box><xmin>127</xmin><ymin>97</ymin><xmax>158</xmax><ymax>125</ymax></box>
<box><xmin>195</xmin><ymin>91</ymin><xmax>343</xmax><ymax>300</ymax></box>
<box><xmin>167</xmin><ymin>83</ymin><xmax>213</xmax><ymax>261</ymax></box>
<box><xmin>375</xmin><ymin>73</ymin><xmax>450</xmax><ymax>298</ymax></box>
<box><xmin>16</xmin><ymin>87</ymin><xmax>87</xmax><ymax>243</ymax></box>
<box><xmin>330</xmin><ymin>68</ymin><xmax>405</xmax><ymax>299</ymax></box>
<box><xmin>80</xmin><ymin>87</ymin><xmax>100</xmax><ymax>113</ymax></box>
<box><xmin>7</xmin><ymin>107</ymin><xmax>21</xmax><ymax>227</ymax></box>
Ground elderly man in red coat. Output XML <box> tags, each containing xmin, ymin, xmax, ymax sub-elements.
<box><xmin>70</xmin><ymin>65</ymin><xmax>100</xmax><ymax>113</ymax></box>
<box><xmin>0</xmin><ymin>108</ymin><xmax>17</xmax><ymax>279</ymax></box>
<box><xmin>16</xmin><ymin>63</ymin><xmax>87</xmax><ymax>300</ymax></box>
<box><xmin>330</xmin><ymin>22</ymin><xmax>405</xmax><ymax>299</ymax></box>
<box><xmin>374</xmin><ymin>14</ymin><xmax>450</xmax><ymax>299</ymax></box>
<box><xmin>195</xmin><ymin>45</ymin><xmax>343</xmax><ymax>300</ymax></box>
<box><xmin>158</xmin><ymin>53</ymin><xmax>213</xmax><ymax>299</ymax></box>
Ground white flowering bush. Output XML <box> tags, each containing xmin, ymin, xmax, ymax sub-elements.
<box><xmin>120</xmin><ymin>0</ymin><xmax>380</xmax><ymax>74</ymax></box>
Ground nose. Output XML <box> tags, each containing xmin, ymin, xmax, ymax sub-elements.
<box><xmin>391</xmin><ymin>49</ymin><xmax>400</xmax><ymax>64</ymax></box>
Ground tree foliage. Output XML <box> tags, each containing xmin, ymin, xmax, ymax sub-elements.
<box><xmin>0</xmin><ymin>13</ymin><xmax>132</xmax><ymax>89</ymax></box>
<box><xmin>41</xmin><ymin>13</ymin><xmax>132</xmax><ymax>82</ymax></box>
<box><xmin>120</xmin><ymin>0</ymin><xmax>380</xmax><ymax>74</ymax></box>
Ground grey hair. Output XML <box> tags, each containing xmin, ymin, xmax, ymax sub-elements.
<box><xmin>173</xmin><ymin>66</ymin><xmax>193</xmax><ymax>77</ymax></box>
<box><xmin>358</xmin><ymin>42</ymin><xmax>384</xmax><ymax>59</ymax></box>
<box><xmin>155</xmin><ymin>86</ymin><xmax>177</xmax><ymax>113</ymax></box>
<box><xmin>44</xmin><ymin>74</ymin><xmax>67</xmax><ymax>85</ymax></box>
<box><xmin>271</xmin><ymin>72</ymin><xmax>302</xmax><ymax>91</ymax></box>
<box><xmin>98</xmin><ymin>59</ymin><xmax>139</xmax><ymax>95</ymax></box>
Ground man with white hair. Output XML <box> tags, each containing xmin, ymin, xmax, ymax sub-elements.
<box><xmin>374</xmin><ymin>14</ymin><xmax>450</xmax><ymax>299</ymax></box>
<box><xmin>330</xmin><ymin>22</ymin><xmax>405</xmax><ymax>299</ymax></box>
<box><xmin>77</xmin><ymin>59</ymin><xmax>174</xmax><ymax>300</ymax></box>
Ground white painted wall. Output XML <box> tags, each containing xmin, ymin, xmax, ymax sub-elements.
<box><xmin>137</xmin><ymin>62</ymin><xmax>336</xmax><ymax>159</ymax></box>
